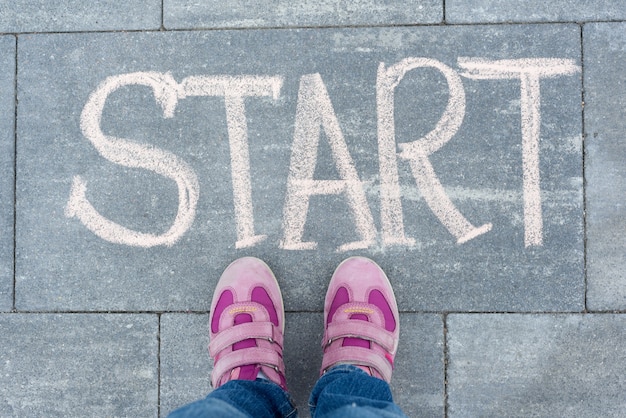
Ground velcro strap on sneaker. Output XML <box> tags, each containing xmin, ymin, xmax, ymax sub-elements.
<box><xmin>322</xmin><ymin>320</ymin><xmax>395</xmax><ymax>353</ymax></box>
<box><xmin>209</xmin><ymin>322</ymin><xmax>283</xmax><ymax>357</ymax></box>
<box><xmin>211</xmin><ymin>347</ymin><xmax>285</xmax><ymax>388</ymax></box>
<box><xmin>321</xmin><ymin>346</ymin><xmax>393</xmax><ymax>383</ymax></box>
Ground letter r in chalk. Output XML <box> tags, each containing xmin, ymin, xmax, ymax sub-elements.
<box><xmin>378</xmin><ymin>58</ymin><xmax>492</xmax><ymax>245</ymax></box>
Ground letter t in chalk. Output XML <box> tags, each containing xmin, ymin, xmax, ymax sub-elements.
<box><xmin>458</xmin><ymin>58</ymin><xmax>580</xmax><ymax>247</ymax></box>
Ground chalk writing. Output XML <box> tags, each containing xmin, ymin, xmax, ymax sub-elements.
<box><xmin>67</xmin><ymin>72</ymin><xmax>283</xmax><ymax>248</ymax></box>
<box><xmin>66</xmin><ymin>57</ymin><xmax>580</xmax><ymax>250</ymax></box>
<box><xmin>378</xmin><ymin>58</ymin><xmax>492</xmax><ymax>245</ymax></box>
<box><xmin>280</xmin><ymin>73</ymin><xmax>376</xmax><ymax>252</ymax></box>
<box><xmin>458</xmin><ymin>58</ymin><xmax>581</xmax><ymax>247</ymax></box>
<box><xmin>181</xmin><ymin>75</ymin><xmax>283</xmax><ymax>248</ymax></box>
<box><xmin>66</xmin><ymin>72</ymin><xmax>199</xmax><ymax>247</ymax></box>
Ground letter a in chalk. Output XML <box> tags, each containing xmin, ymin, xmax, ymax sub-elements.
<box><xmin>378</xmin><ymin>58</ymin><xmax>492</xmax><ymax>245</ymax></box>
<box><xmin>66</xmin><ymin>72</ymin><xmax>200</xmax><ymax>247</ymax></box>
<box><xmin>280</xmin><ymin>73</ymin><xmax>376</xmax><ymax>252</ymax></box>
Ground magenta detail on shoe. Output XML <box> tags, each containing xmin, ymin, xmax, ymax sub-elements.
<box><xmin>232</xmin><ymin>314</ymin><xmax>257</xmax><ymax>380</ymax></box>
<box><xmin>208</xmin><ymin>257</ymin><xmax>287</xmax><ymax>390</ymax></box>
<box><xmin>321</xmin><ymin>257</ymin><xmax>400</xmax><ymax>383</ymax></box>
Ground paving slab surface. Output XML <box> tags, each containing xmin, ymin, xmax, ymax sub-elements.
<box><xmin>0</xmin><ymin>314</ymin><xmax>158</xmax><ymax>417</ymax></box>
<box><xmin>17</xmin><ymin>25</ymin><xmax>583</xmax><ymax>313</ymax></box>
<box><xmin>0</xmin><ymin>0</ymin><xmax>161</xmax><ymax>33</ymax></box>
<box><xmin>1</xmin><ymin>1</ymin><xmax>626</xmax><ymax>417</ymax></box>
<box><xmin>447</xmin><ymin>0</ymin><xmax>626</xmax><ymax>23</ymax></box>
<box><xmin>0</xmin><ymin>35</ymin><xmax>14</xmax><ymax>311</ymax></box>
<box><xmin>584</xmin><ymin>22</ymin><xmax>626</xmax><ymax>311</ymax></box>
<box><xmin>164</xmin><ymin>0</ymin><xmax>442</xmax><ymax>29</ymax></box>
<box><xmin>448</xmin><ymin>314</ymin><xmax>626</xmax><ymax>417</ymax></box>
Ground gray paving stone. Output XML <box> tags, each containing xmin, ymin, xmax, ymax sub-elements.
<box><xmin>0</xmin><ymin>313</ymin><xmax>158</xmax><ymax>417</ymax></box>
<box><xmin>164</xmin><ymin>0</ymin><xmax>441</xmax><ymax>29</ymax></box>
<box><xmin>447</xmin><ymin>0</ymin><xmax>626</xmax><ymax>23</ymax></box>
<box><xmin>160</xmin><ymin>313</ymin><xmax>211</xmax><ymax>417</ymax></box>
<box><xmin>0</xmin><ymin>36</ymin><xmax>15</xmax><ymax>312</ymax></box>
<box><xmin>392</xmin><ymin>314</ymin><xmax>444</xmax><ymax>418</ymax></box>
<box><xmin>0</xmin><ymin>0</ymin><xmax>161</xmax><ymax>33</ymax></box>
<box><xmin>17</xmin><ymin>26</ymin><xmax>583</xmax><ymax>312</ymax></box>
<box><xmin>283</xmin><ymin>313</ymin><xmax>323</xmax><ymax>417</ymax></box>
<box><xmin>584</xmin><ymin>23</ymin><xmax>626</xmax><ymax>311</ymax></box>
<box><xmin>160</xmin><ymin>313</ymin><xmax>443</xmax><ymax>417</ymax></box>
<box><xmin>447</xmin><ymin>314</ymin><xmax>626</xmax><ymax>417</ymax></box>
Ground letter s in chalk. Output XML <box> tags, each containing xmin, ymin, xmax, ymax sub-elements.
<box><xmin>65</xmin><ymin>72</ymin><xmax>199</xmax><ymax>247</ymax></box>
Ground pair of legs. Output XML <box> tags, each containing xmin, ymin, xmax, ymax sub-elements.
<box><xmin>168</xmin><ymin>257</ymin><xmax>407</xmax><ymax>418</ymax></box>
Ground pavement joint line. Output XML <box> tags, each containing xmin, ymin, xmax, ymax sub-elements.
<box><xmin>2</xmin><ymin>18</ymin><xmax>626</xmax><ymax>36</ymax></box>
<box><xmin>160</xmin><ymin>0</ymin><xmax>165</xmax><ymax>31</ymax></box>
<box><xmin>580</xmin><ymin>22</ymin><xmax>589</xmax><ymax>313</ymax></box>
<box><xmin>442</xmin><ymin>313</ymin><xmax>450</xmax><ymax>418</ymax></box>
<box><xmin>11</xmin><ymin>33</ymin><xmax>17</xmax><ymax>313</ymax></box>
<box><xmin>1</xmin><ymin>24</ymin><xmax>409</xmax><ymax>38</ymax></box>
<box><xmin>6</xmin><ymin>19</ymin><xmax>626</xmax><ymax>38</ymax></box>
<box><xmin>157</xmin><ymin>313</ymin><xmax>162</xmax><ymax>418</ymax></box>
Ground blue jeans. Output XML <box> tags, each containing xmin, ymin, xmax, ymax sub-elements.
<box><xmin>168</xmin><ymin>365</ymin><xmax>407</xmax><ymax>418</ymax></box>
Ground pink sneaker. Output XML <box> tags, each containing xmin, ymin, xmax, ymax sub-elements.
<box><xmin>208</xmin><ymin>257</ymin><xmax>287</xmax><ymax>390</ymax></box>
<box><xmin>321</xmin><ymin>257</ymin><xmax>400</xmax><ymax>383</ymax></box>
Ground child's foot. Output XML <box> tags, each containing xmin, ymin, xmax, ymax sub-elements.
<box><xmin>209</xmin><ymin>257</ymin><xmax>287</xmax><ymax>390</ymax></box>
<box><xmin>321</xmin><ymin>257</ymin><xmax>400</xmax><ymax>382</ymax></box>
